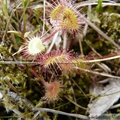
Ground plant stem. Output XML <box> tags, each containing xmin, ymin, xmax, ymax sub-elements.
<box><xmin>46</xmin><ymin>31</ymin><xmax>59</xmax><ymax>53</ymax></box>
<box><xmin>43</xmin><ymin>30</ymin><xmax>58</xmax><ymax>42</ymax></box>
<box><xmin>63</xmin><ymin>32</ymin><xmax>67</xmax><ymax>49</ymax></box>
<box><xmin>30</xmin><ymin>69</ymin><xmax>48</xmax><ymax>86</ymax></box>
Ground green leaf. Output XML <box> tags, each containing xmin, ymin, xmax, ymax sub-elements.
<box><xmin>15</xmin><ymin>36</ymin><xmax>22</xmax><ymax>44</ymax></box>
<box><xmin>7</xmin><ymin>31</ymin><xmax>22</xmax><ymax>37</ymax></box>
<box><xmin>96</xmin><ymin>0</ymin><xmax>103</xmax><ymax>13</ymax></box>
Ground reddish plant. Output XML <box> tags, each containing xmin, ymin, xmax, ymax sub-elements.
<box><xmin>49</xmin><ymin>0</ymin><xmax>84</xmax><ymax>33</ymax></box>
<box><xmin>31</xmin><ymin>69</ymin><xmax>61</xmax><ymax>101</ymax></box>
<box><xmin>21</xmin><ymin>35</ymin><xmax>46</xmax><ymax>59</ymax></box>
<box><xmin>44</xmin><ymin>81</ymin><xmax>61</xmax><ymax>101</ymax></box>
<box><xmin>38</xmin><ymin>50</ymin><xmax>76</xmax><ymax>72</ymax></box>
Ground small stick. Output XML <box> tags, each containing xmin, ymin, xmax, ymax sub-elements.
<box><xmin>33</xmin><ymin>108</ymin><xmax>89</xmax><ymax>120</ymax></box>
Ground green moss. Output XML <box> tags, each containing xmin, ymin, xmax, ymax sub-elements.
<box><xmin>0</xmin><ymin>0</ymin><xmax>120</xmax><ymax>119</ymax></box>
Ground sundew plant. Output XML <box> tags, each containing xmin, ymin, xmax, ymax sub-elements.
<box><xmin>0</xmin><ymin>0</ymin><xmax>120</xmax><ymax>119</ymax></box>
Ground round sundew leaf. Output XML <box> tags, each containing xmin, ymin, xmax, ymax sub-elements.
<box><xmin>50</xmin><ymin>3</ymin><xmax>79</xmax><ymax>32</ymax></box>
<box><xmin>28</xmin><ymin>37</ymin><xmax>45</xmax><ymax>55</ymax></box>
<box><xmin>61</xmin><ymin>8</ymin><xmax>79</xmax><ymax>30</ymax></box>
<box><xmin>50</xmin><ymin>5</ymin><xmax>64</xmax><ymax>20</ymax></box>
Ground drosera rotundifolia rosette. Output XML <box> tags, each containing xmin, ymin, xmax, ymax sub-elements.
<box><xmin>49</xmin><ymin>0</ymin><xmax>85</xmax><ymax>33</ymax></box>
<box><xmin>21</xmin><ymin>35</ymin><xmax>46</xmax><ymax>59</ymax></box>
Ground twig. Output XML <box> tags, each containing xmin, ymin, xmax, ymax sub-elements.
<box><xmin>110</xmin><ymin>103</ymin><xmax>120</xmax><ymax>109</ymax></box>
<box><xmin>83</xmin><ymin>55</ymin><xmax>120</xmax><ymax>63</ymax></box>
<box><xmin>75</xmin><ymin>67</ymin><xmax>120</xmax><ymax>79</ymax></box>
<box><xmin>31</xmin><ymin>111</ymin><xmax>40</xmax><ymax>120</ymax></box>
<box><xmin>0</xmin><ymin>54</ymin><xmax>120</xmax><ymax>64</ymax></box>
<box><xmin>33</xmin><ymin>108</ymin><xmax>89</xmax><ymax>120</ymax></box>
<box><xmin>42</xmin><ymin>0</ymin><xmax>46</xmax><ymax>35</ymax></box>
<box><xmin>76</xmin><ymin>2</ymin><xmax>120</xmax><ymax>8</ymax></box>
<box><xmin>0</xmin><ymin>61</ymin><xmax>37</xmax><ymax>64</ymax></box>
